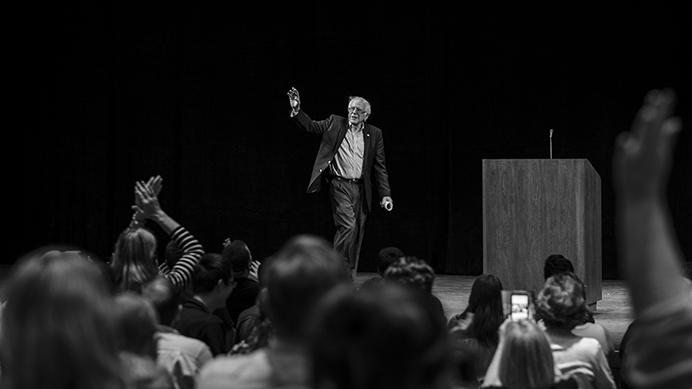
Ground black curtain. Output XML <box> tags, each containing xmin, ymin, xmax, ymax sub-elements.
<box><xmin>8</xmin><ymin>3</ymin><xmax>691</xmax><ymax>279</ymax></box>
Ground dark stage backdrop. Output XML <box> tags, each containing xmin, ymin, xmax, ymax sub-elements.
<box><xmin>8</xmin><ymin>3</ymin><xmax>690</xmax><ymax>279</ymax></box>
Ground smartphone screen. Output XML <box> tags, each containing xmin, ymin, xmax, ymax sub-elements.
<box><xmin>510</xmin><ymin>293</ymin><xmax>530</xmax><ymax>320</ymax></box>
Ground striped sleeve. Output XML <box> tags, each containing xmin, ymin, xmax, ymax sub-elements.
<box><xmin>162</xmin><ymin>226</ymin><xmax>204</xmax><ymax>290</ymax></box>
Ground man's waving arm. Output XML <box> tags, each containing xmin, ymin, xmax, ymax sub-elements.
<box><xmin>287</xmin><ymin>86</ymin><xmax>332</xmax><ymax>134</ymax></box>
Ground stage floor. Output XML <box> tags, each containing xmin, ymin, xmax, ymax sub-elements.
<box><xmin>355</xmin><ymin>273</ymin><xmax>634</xmax><ymax>347</ymax></box>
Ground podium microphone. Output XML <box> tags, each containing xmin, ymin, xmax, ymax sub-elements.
<box><xmin>549</xmin><ymin>129</ymin><xmax>554</xmax><ymax>159</ymax></box>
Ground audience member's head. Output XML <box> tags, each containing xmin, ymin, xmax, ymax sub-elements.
<box><xmin>543</xmin><ymin>254</ymin><xmax>575</xmax><ymax>280</ymax></box>
<box><xmin>113</xmin><ymin>292</ymin><xmax>159</xmax><ymax>360</ymax></box>
<box><xmin>111</xmin><ymin>227</ymin><xmax>159</xmax><ymax>293</ymax></box>
<box><xmin>222</xmin><ymin>239</ymin><xmax>252</xmax><ymax>276</ymax></box>
<box><xmin>309</xmin><ymin>283</ymin><xmax>450</xmax><ymax>389</ymax></box>
<box><xmin>384</xmin><ymin>256</ymin><xmax>436</xmax><ymax>293</ymax></box>
<box><xmin>264</xmin><ymin>235</ymin><xmax>350</xmax><ymax>342</ymax></box>
<box><xmin>461</xmin><ymin>274</ymin><xmax>504</xmax><ymax>346</ymax></box>
<box><xmin>535</xmin><ymin>273</ymin><xmax>588</xmax><ymax>331</ymax></box>
<box><xmin>21</xmin><ymin>244</ymin><xmax>117</xmax><ymax>293</ymax></box>
<box><xmin>32</xmin><ymin>244</ymin><xmax>98</xmax><ymax>262</ymax></box>
<box><xmin>1</xmin><ymin>247</ymin><xmax>125</xmax><ymax>389</ymax></box>
<box><xmin>467</xmin><ymin>274</ymin><xmax>503</xmax><ymax>314</ymax></box>
<box><xmin>192</xmin><ymin>253</ymin><xmax>234</xmax><ymax>309</ymax></box>
<box><xmin>497</xmin><ymin>319</ymin><xmax>555</xmax><ymax>389</ymax></box>
<box><xmin>141</xmin><ymin>276</ymin><xmax>180</xmax><ymax>327</ymax></box>
<box><xmin>543</xmin><ymin>257</ymin><xmax>595</xmax><ymax>324</ymax></box>
<box><xmin>376</xmin><ymin>246</ymin><xmax>404</xmax><ymax>276</ymax></box>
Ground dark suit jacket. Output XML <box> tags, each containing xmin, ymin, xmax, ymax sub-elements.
<box><xmin>293</xmin><ymin>110</ymin><xmax>391</xmax><ymax>212</ymax></box>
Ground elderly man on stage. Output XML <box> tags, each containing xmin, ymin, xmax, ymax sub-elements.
<box><xmin>287</xmin><ymin>87</ymin><xmax>393</xmax><ymax>273</ymax></box>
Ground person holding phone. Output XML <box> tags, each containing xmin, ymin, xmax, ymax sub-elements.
<box><xmin>482</xmin><ymin>319</ymin><xmax>577</xmax><ymax>389</ymax></box>
<box><xmin>287</xmin><ymin>87</ymin><xmax>393</xmax><ymax>274</ymax></box>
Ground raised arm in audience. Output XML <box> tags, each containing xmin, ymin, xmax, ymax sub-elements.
<box><xmin>613</xmin><ymin>89</ymin><xmax>687</xmax><ymax>314</ymax></box>
<box><xmin>129</xmin><ymin>175</ymin><xmax>162</xmax><ymax>229</ymax></box>
<box><xmin>614</xmin><ymin>89</ymin><xmax>692</xmax><ymax>388</ymax></box>
<box><xmin>135</xmin><ymin>177</ymin><xmax>204</xmax><ymax>290</ymax></box>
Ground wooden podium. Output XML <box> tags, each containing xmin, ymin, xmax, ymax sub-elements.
<box><xmin>482</xmin><ymin>159</ymin><xmax>602</xmax><ymax>305</ymax></box>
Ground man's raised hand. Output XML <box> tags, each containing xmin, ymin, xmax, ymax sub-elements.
<box><xmin>287</xmin><ymin>87</ymin><xmax>301</xmax><ymax>110</ymax></box>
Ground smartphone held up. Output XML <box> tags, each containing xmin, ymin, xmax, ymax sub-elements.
<box><xmin>501</xmin><ymin>290</ymin><xmax>533</xmax><ymax>321</ymax></box>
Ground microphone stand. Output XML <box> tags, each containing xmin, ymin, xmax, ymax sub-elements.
<box><xmin>549</xmin><ymin>129</ymin><xmax>553</xmax><ymax>159</ymax></box>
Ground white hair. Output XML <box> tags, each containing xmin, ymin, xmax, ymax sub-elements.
<box><xmin>348</xmin><ymin>96</ymin><xmax>371</xmax><ymax>115</ymax></box>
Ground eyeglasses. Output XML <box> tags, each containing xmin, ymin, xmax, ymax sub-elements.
<box><xmin>348</xmin><ymin>107</ymin><xmax>367</xmax><ymax>115</ymax></box>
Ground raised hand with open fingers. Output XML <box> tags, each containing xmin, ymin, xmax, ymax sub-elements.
<box><xmin>287</xmin><ymin>87</ymin><xmax>301</xmax><ymax>110</ymax></box>
<box><xmin>614</xmin><ymin>89</ymin><xmax>682</xmax><ymax>201</ymax></box>
<box><xmin>147</xmin><ymin>175</ymin><xmax>163</xmax><ymax>197</ymax></box>
<box><xmin>135</xmin><ymin>180</ymin><xmax>162</xmax><ymax>219</ymax></box>
<box><xmin>134</xmin><ymin>176</ymin><xmax>162</xmax><ymax>210</ymax></box>
<box><xmin>130</xmin><ymin>177</ymin><xmax>160</xmax><ymax>228</ymax></box>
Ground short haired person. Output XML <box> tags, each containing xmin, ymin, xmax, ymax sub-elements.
<box><xmin>535</xmin><ymin>274</ymin><xmax>616</xmax><ymax>388</ymax></box>
<box><xmin>222</xmin><ymin>240</ymin><xmax>260</xmax><ymax>326</ymax></box>
<box><xmin>383</xmin><ymin>256</ymin><xmax>446</xmax><ymax>323</ymax></box>
<box><xmin>543</xmin><ymin>254</ymin><xmax>574</xmax><ymax>280</ymax></box>
<box><xmin>543</xmin><ymin>255</ymin><xmax>616</xmax><ymax>361</ymax></box>
<box><xmin>359</xmin><ymin>246</ymin><xmax>404</xmax><ymax>290</ymax></box>
<box><xmin>197</xmin><ymin>235</ymin><xmax>350</xmax><ymax>389</ymax></box>
<box><xmin>308</xmin><ymin>283</ymin><xmax>450</xmax><ymax>389</ymax></box>
<box><xmin>287</xmin><ymin>87</ymin><xmax>393</xmax><ymax>274</ymax></box>
<box><xmin>142</xmin><ymin>277</ymin><xmax>212</xmax><ymax>388</ymax></box>
<box><xmin>377</xmin><ymin>246</ymin><xmax>404</xmax><ymax>275</ymax></box>
<box><xmin>174</xmin><ymin>253</ymin><xmax>235</xmax><ymax>356</ymax></box>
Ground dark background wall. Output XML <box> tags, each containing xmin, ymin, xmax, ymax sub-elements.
<box><xmin>7</xmin><ymin>3</ymin><xmax>690</xmax><ymax>278</ymax></box>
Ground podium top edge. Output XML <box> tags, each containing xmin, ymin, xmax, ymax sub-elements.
<box><xmin>482</xmin><ymin>159</ymin><xmax>599</xmax><ymax>175</ymax></box>
<box><xmin>482</xmin><ymin>159</ymin><xmax>594</xmax><ymax>166</ymax></box>
<box><xmin>481</xmin><ymin>159</ymin><xmax>592</xmax><ymax>161</ymax></box>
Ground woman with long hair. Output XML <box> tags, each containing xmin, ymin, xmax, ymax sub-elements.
<box><xmin>111</xmin><ymin>176</ymin><xmax>203</xmax><ymax>293</ymax></box>
<box><xmin>482</xmin><ymin>319</ymin><xmax>577</xmax><ymax>389</ymax></box>
<box><xmin>0</xmin><ymin>248</ymin><xmax>126</xmax><ymax>389</ymax></box>
<box><xmin>448</xmin><ymin>274</ymin><xmax>504</xmax><ymax>382</ymax></box>
<box><xmin>450</xmin><ymin>274</ymin><xmax>504</xmax><ymax>343</ymax></box>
